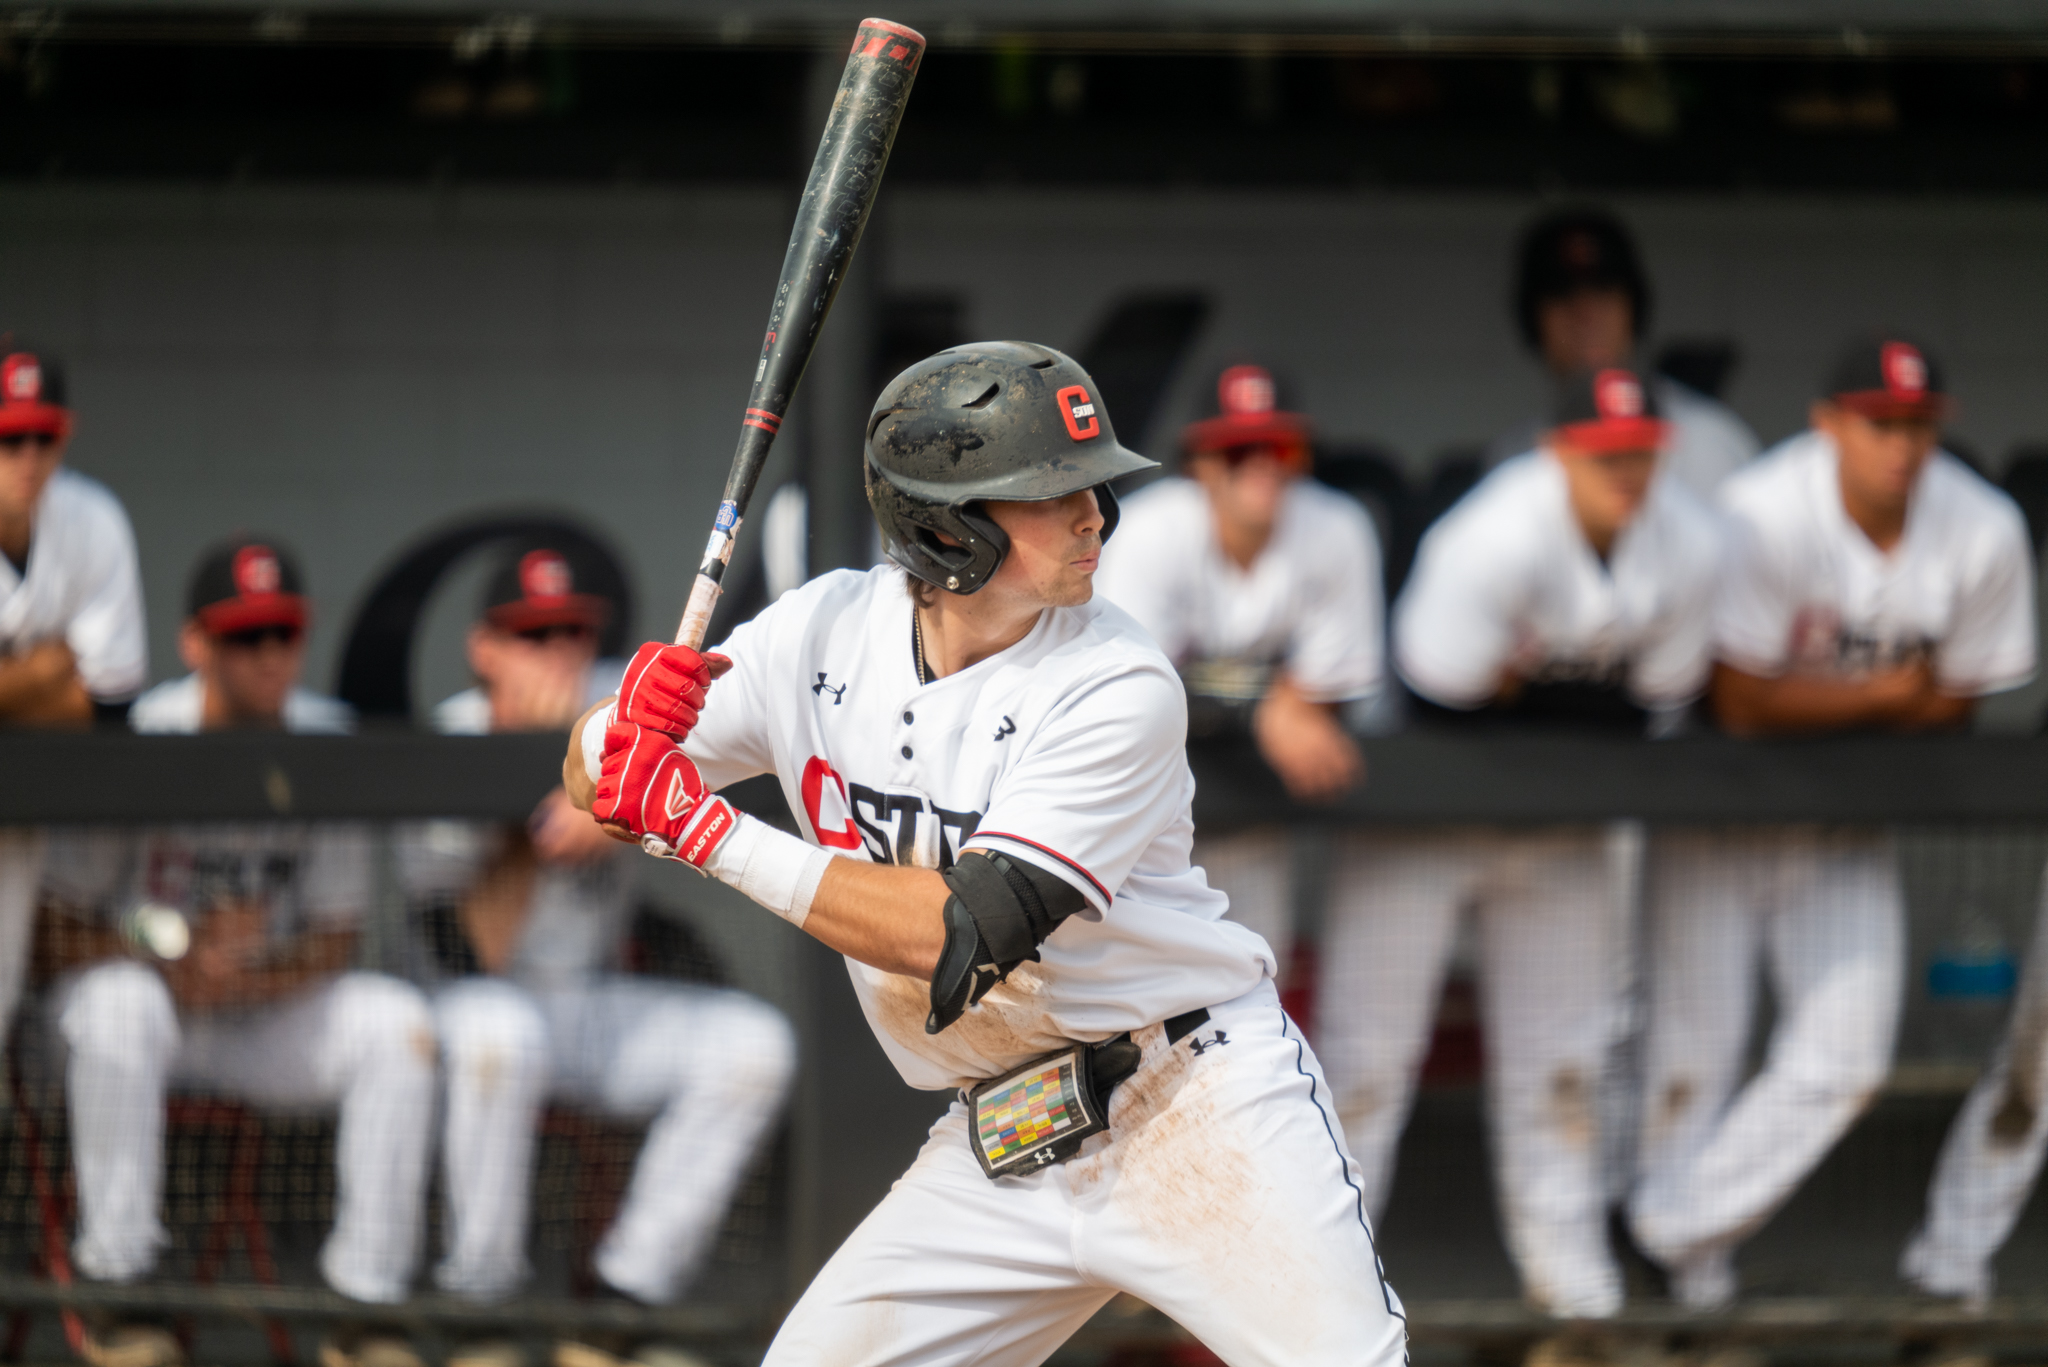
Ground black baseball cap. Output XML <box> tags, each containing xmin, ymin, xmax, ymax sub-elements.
<box><xmin>188</xmin><ymin>537</ymin><xmax>308</xmax><ymax>635</ymax></box>
<box><xmin>1181</xmin><ymin>363</ymin><xmax>1313</xmax><ymax>463</ymax></box>
<box><xmin>1514</xmin><ymin>208</ymin><xmax>1652</xmax><ymax>352</ymax></box>
<box><xmin>1824</xmin><ymin>335</ymin><xmax>1948</xmax><ymax>421</ymax></box>
<box><xmin>0</xmin><ymin>346</ymin><xmax>71</xmax><ymax>438</ymax></box>
<box><xmin>1550</xmin><ymin>367</ymin><xmax>1668</xmax><ymax>454</ymax></box>
<box><xmin>482</xmin><ymin>543</ymin><xmax>612</xmax><ymax>633</ymax></box>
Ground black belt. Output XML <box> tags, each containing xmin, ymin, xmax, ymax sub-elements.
<box><xmin>1163</xmin><ymin>1007</ymin><xmax>1211</xmax><ymax>1047</ymax></box>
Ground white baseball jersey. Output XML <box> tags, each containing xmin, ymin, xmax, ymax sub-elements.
<box><xmin>1657</xmin><ymin>378</ymin><xmax>1760</xmax><ymax>501</ymax></box>
<box><xmin>1716</xmin><ymin>431</ymin><xmax>2036</xmax><ymax>692</ymax></box>
<box><xmin>129</xmin><ymin>674</ymin><xmax>356</xmax><ymax>735</ymax></box>
<box><xmin>1395</xmin><ymin>450</ymin><xmax>1723</xmax><ymax>712</ymax></box>
<box><xmin>687</xmin><ymin>565</ymin><xmax>1270</xmax><ymax>1092</ymax></box>
<box><xmin>1095</xmin><ymin>476</ymin><xmax>1383</xmax><ymax>704</ymax></box>
<box><xmin>0</xmin><ymin>468</ymin><xmax>147</xmax><ymax>701</ymax></box>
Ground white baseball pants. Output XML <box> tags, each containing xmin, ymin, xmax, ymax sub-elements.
<box><xmin>0</xmin><ymin>828</ymin><xmax>46</xmax><ymax>1046</ymax></box>
<box><xmin>1902</xmin><ymin>861</ymin><xmax>2048</xmax><ymax>1303</ymax></box>
<box><xmin>432</xmin><ymin>976</ymin><xmax>796</xmax><ymax>1304</ymax></box>
<box><xmin>1315</xmin><ymin>828</ymin><xmax>1628</xmax><ymax>1319</ymax></box>
<box><xmin>1630</xmin><ymin>828</ymin><xmax>1903</xmax><ymax>1305</ymax></box>
<box><xmin>1194</xmin><ymin>827</ymin><xmax>1293</xmax><ymax>968</ymax></box>
<box><xmin>53</xmin><ymin>962</ymin><xmax>437</xmax><ymax>1304</ymax></box>
<box><xmin>763</xmin><ymin>980</ymin><xmax>1407</xmax><ymax>1367</ymax></box>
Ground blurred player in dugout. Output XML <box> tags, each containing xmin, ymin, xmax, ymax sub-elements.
<box><xmin>1324</xmin><ymin>366</ymin><xmax>1723</xmax><ymax>1323</ymax></box>
<box><xmin>1632</xmin><ymin>338</ymin><xmax>2036</xmax><ymax>1309</ymax></box>
<box><xmin>1095</xmin><ymin>363</ymin><xmax>1381</xmax><ymax>971</ymax></box>
<box><xmin>0</xmin><ymin>345</ymin><xmax>148</xmax><ymax>1054</ymax></box>
<box><xmin>395</xmin><ymin>542</ymin><xmax>794</xmax><ymax>1367</ymax></box>
<box><xmin>38</xmin><ymin>537</ymin><xmax>439</xmax><ymax>1367</ymax></box>
<box><xmin>1497</xmin><ymin>207</ymin><xmax>1759</xmax><ymax>501</ymax></box>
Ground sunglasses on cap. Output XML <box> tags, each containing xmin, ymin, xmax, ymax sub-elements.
<box><xmin>217</xmin><ymin>624</ymin><xmax>303</xmax><ymax>649</ymax></box>
<box><xmin>0</xmin><ymin>431</ymin><xmax>60</xmax><ymax>453</ymax></box>
<box><xmin>514</xmin><ymin>623</ymin><xmax>595</xmax><ymax>645</ymax></box>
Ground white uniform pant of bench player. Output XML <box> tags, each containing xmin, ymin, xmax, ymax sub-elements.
<box><xmin>763</xmin><ymin>980</ymin><xmax>1407</xmax><ymax>1367</ymax></box>
<box><xmin>1630</xmin><ymin>827</ymin><xmax>1903</xmax><ymax>1307</ymax></box>
<box><xmin>0</xmin><ymin>829</ymin><xmax>45</xmax><ymax>1047</ymax></box>
<box><xmin>1903</xmin><ymin>860</ymin><xmax>2048</xmax><ymax>1304</ymax></box>
<box><xmin>52</xmin><ymin>961</ymin><xmax>436</xmax><ymax>1304</ymax></box>
<box><xmin>1315</xmin><ymin>827</ymin><xmax>1629</xmax><ymax>1319</ymax></box>
<box><xmin>432</xmin><ymin>975</ymin><xmax>796</xmax><ymax>1304</ymax></box>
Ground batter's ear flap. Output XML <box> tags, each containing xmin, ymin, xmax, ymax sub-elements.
<box><xmin>1094</xmin><ymin>481</ymin><xmax>1122</xmax><ymax>543</ymax></box>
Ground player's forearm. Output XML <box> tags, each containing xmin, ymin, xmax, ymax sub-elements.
<box><xmin>1710</xmin><ymin>663</ymin><xmax>1926</xmax><ymax>736</ymax></box>
<box><xmin>0</xmin><ymin>649</ymin><xmax>90</xmax><ymax>726</ymax></box>
<box><xmin>805</xmin><ymin>859</ymin><xmax>949</xmax><ymax>980</ymax></box>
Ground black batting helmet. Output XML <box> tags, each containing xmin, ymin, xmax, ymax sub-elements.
<box><xmin>865</xmin><ymin>341</ymin><xmax>1158</xmax><ymax>595</ymax></box>
<box><xmin>1513</xmin><ymin>207</ymin><xmax>1652</xmax><ymax>353</ymax></box>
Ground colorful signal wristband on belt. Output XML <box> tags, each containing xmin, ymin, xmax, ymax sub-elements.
<box><xmin>700</xmin><ymin>813</ymin><xmax>833</xmax><ymax>929</ymax></box>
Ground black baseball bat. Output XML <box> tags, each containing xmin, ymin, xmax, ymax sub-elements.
<box><xmin>674</xmin><ymin>17</ymin><xmax>926</xmax><ymax>648</ymax></box>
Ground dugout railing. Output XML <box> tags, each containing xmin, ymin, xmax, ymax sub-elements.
<box><xmin>7</xmin><ymin>730</ymin><xmax>2048</xmax><ymax>1364</ymax></box>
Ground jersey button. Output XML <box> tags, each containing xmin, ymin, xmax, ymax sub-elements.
<box><xmin>902</xmin><ymin>711</ymin><xmax>914</xmax><ymax>725</ymax></box>
<box><xmin>900</xmin><ymin>745</ymin><xmax>914</xmax><ymax>759</ymax></box>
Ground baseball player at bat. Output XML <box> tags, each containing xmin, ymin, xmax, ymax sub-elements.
<box><xmin>565</xmin><ymin>343</ymin><xmax>1408</xmax><ymax>1367</ymax></box>
<box><xmin>1319</xmin><ymin>367</ymin><xmax>1722</xmax><ymax>1322</ymax></box>
<box><xmin>1634</xmin><ymin>337</ymin><xmax>2036</xmax><ymax>1308</ymax></box>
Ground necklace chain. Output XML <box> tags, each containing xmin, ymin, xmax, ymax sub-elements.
<box><xmin>913</xmin><ymin>605</ymin><xmax>931</xmax><ymax>685</ymax></box>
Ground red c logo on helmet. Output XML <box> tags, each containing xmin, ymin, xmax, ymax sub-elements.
<box><xmin>232</xmin><ymin>546</ymin><xmax>282</xmax><ymax>597</ymax></box>
<box><xmin>519</xmin><ymin>549</ymin><xmax>572</xmax><ymax>601</ymax></box>
<box><xmin>1056</xmin><ymin>385</ymin><xmax>1100</xmax><ymax>442</ymax></box>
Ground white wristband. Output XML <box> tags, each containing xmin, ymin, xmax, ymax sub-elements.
<box><xmin>701</xmin><ymin>812</ymin><xmax>833</xmax><ymax>929</ymax></box>
<box><xmin>581</xmin><ymin>702</ymin><xmax>616</xmax><ymax>784</ymax></box>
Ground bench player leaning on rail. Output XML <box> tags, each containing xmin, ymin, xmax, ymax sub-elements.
<box><xmin>0</xmin><ymin>344</ymin><xmax>147</xmax><ymax>1053</ymax></box>
<box><xmin>1322</xmin><ymin>367</ymin><xmax>1723</xmax><ymax>1332</ymax></box>
<box><xmin>1632</xmin><ymin>336</ymin><xmax>2037</xmax><ymax>1311</ymax></box>
<box><xmin>564</xmin><ymin>342</ymin><xmax>1409</xmax><ymax>1367</ymax></box>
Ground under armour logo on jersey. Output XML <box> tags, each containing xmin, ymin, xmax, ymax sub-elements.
<box><xmin>812</xmin><ymin>673</ymin><xmax>846</xmax><ymax>704</ymax></box>
<box><xmin>664</xmin><ymin>769</ymin><xmax>694</xmax><ymax>822</ymax></box>
<box><xmin>1055</xmin><ymin>384</ymin><xmax>1100</xmax><ymax>442</ymax></box>
<box><xmin>1187</xmin><ymin>1030</ymin><xmax>1231</xmax><ymax>1055</ymax></box>
<box><xmin>992</xmin><ymin>715</ymin><xmax>1015</xmax><ymax>742</ymax></box>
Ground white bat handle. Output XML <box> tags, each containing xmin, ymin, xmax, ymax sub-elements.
<box><xmin>675</xmin><ymin>573</ymin><xmax>722</xmax><ymax>649</ymax></box>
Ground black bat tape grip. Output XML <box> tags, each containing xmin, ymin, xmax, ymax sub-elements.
<box><xmin>674</xmin><ymin>18</ymin><xmax>924</xmax><ymax>651</ymax></box>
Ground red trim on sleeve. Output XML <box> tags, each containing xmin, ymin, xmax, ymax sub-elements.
<box><xmin>969</xmin><ymin>831</ymin><xmax>1111</xmax><ymax>904</ymax></box>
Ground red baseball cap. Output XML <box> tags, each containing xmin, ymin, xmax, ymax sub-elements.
<box><xmin>0</xmin><ymin>349</ymin><xmax>73</xmax><ymax>439</ymax></box>
<box><xmin>189</xmin><ymin>539</ymin><xmax>309</xmax><ymax>635</ymax></box>
<box><xmin>1551</xmin><ymin>367</ymin><xmax>1669</xmax><ymax>454</ymax></box>
<box><xmin>484</xmin><ymin>546</ymin><xmax>612</xmax><ymax>633</ymax></box>
<box><xmin>1826</xmin><ymin>336</ymin><xmax>1948</xmax><ymax>421</ymax></box>
<box><xmin>1181</xmin><ymin>363</ymin><xmax>1314</xmax><ymax>461</ymax></box>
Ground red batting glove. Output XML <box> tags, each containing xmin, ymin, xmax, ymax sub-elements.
<box><xmin>592</xmin><ymin>722</ymin><xmax>738</xmax><ymax>869</ymax></box>
<box><xmin>615</xmin><ymin>642</ymin><xmax>733</xmax><ymax>743</ymax></box>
